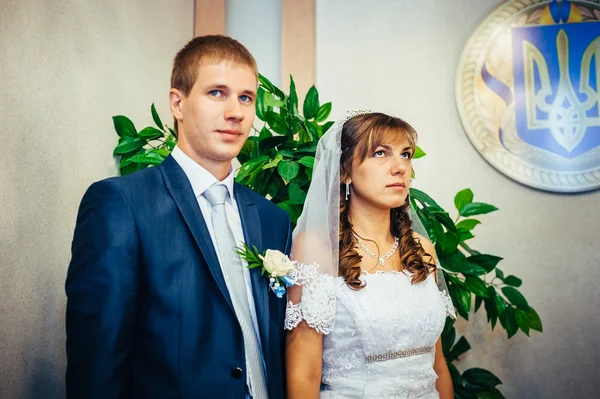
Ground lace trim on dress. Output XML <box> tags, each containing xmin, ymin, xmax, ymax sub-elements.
<box><xmin>284</xmin><ymin>262</ymin><xmax>336</xmax><ymax>335</ymax></box>
<box><xmin>440</xmin><ymin>288</ymin><xmax>456</xmax><ymax>318</ymax></box>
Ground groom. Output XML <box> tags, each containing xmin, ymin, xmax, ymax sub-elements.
<box><xmin>66</xmin><ymin>35</ymin><xmax>291</xmax><ymax>399</ymax></box>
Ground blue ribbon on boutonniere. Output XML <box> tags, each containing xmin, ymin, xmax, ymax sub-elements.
<box><xmin>236</xmin><ymin>244</ymin><xmax>297</xmax><ymax>298</ymax></box>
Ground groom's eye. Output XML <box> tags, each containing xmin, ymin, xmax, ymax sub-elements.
<box><xmin>209</xmin><ymin>90</ymin><xmax>224</xmax><ymax>98</ymax></box>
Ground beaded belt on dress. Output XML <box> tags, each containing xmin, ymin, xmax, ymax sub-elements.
<box><xmin>365</xmin><ymin>345</ymin><xmax>433</xmax><ymax>363</ymax></box>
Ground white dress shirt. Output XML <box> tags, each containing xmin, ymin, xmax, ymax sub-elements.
<box><xmin>171</xmin><ymin>146</ymin><xmax>264</xmax><ymax>392</ymax></box>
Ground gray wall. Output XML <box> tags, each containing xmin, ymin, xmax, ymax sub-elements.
<box><xmin>0</xmin><ymin>1</ymin><xmax>193</xmax><ymax>397</ymax></box>
<box><xmin>2</xmin><ymin>0</ymin><xmax>599</xmax><ymax>398</ymax></box>
<box><xmin>316</xmin><ymin>0</ymin><xmax>600</xmax><ymax>398</ymax></box>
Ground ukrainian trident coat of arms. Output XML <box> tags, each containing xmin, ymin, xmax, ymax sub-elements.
<box><xmin>456</xmin><ymin>0</ymin><xmax>600</xmax><ymax>192</ymax></box>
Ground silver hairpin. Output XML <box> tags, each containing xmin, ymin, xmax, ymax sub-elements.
<box><xmin>344</xmin><ymin>108</ymin><xmax>373</xmax><ymax>122</ymax></box>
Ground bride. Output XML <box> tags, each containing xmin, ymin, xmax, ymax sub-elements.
<box><xmin>285</xmin><ymin>111</ymin><xmax>456</xmax><ymax>398</ymax></box>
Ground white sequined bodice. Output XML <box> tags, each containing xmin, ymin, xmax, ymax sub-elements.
<box><xmin>286</xmin><ymin>267</ymin><xmax>453</xmax><ymax>398</ymax></box>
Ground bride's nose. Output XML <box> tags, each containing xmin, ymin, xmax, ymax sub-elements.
<box><xmin>391</xmin><ymin>158</ymin><xmax>408</xmax><ymax>175</ymax></box>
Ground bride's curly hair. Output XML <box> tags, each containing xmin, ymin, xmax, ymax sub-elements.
<box><xmin>339</xmin><ymin>113</ymin><xmax>436</xmax><ymax>290</ymax></box>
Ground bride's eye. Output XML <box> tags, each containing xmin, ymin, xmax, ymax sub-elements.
<box><xmin>373</xmin><ymin>150</ymin><xmax>386</xmax><ymax>157</ymax></box>
<box><xmin>401</xmin><ymin>151</ymin><xmax>412</xmax><ymax>159</ymax></box>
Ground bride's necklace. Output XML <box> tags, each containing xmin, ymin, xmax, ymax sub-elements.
<box><xmin>354</xmin><ymin>235</ymin><xmax>399</xmax><ymax>266</ymax></box>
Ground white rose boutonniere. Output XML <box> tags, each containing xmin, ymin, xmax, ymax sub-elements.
<box><xmin>236</xmin><ymin>244</ymin><xmax>297</xmax><ymax>298</ymax></box>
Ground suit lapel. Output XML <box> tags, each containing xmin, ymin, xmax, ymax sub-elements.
<box><xmin>160</xmin><ymin>156</ymin><xmax>234</xmax><ymax>312</ymax></box>
<box><xmin>235</xmin><ymin>184</ymin><xmax>271</xmax><ymax>354</ymax></box>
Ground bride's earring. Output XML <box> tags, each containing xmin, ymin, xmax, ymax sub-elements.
<box><xmin>345</xmin><ymin>182</ymin><xmax>350</xmax><ymax>201</ymax></box>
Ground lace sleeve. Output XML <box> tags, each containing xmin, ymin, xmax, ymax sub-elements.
<box><xmin>435</xmin><ymin>269</ymin><xmax>456</xmax><ymax>319</ymax></box>
<box><xmin>284</xmin><ymin>262</ymin><xmax>336</xmax><ymax>335</ymax></box>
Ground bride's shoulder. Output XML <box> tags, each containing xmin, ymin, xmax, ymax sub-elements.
<box><xmin>412</xmin><ymin>231</ymin><xmax>434</xmax><ymax>254</ymax></box>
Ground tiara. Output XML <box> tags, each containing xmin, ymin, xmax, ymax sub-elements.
<box><xmin>344</xmin><ymin>108</ymin><xmax>373</xmax><ymax>122</ymax></box>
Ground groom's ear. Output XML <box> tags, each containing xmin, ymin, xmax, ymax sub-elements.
<box><xmin>169</xmin><ymin>88</ymin><xmax>184</xmax><ymax>133</ymax></box>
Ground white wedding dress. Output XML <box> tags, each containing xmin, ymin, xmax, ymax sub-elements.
<box><xmin>285</xmin><ymin>263</ymin><xmax>454</xmax><ymax>399</ymax></box>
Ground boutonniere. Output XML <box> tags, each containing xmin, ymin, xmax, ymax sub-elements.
<box><xmin>236</xmin><ymin>244</ymin><xmax>297</xmax><ymax>298</ymax></box>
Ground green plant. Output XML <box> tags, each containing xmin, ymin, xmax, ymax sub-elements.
<box><xmin>112</xmin><ymin>104</ymin><xmax>177</xmax><ymax>176</ymax></box>
<box><xmin>112</xmin><ymin>74</ymin><xmax>542</xmax><ymax>399</ymax></box>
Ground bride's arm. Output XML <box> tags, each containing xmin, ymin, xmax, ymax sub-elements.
<box><xmin>286</xmin><ymin>322</ymin><xmax>323</xmax><ymax>398</ymax></box>
<box><xmin>434</xmin><ymin>337</ymin><xmax>454</xmax><ymax>398</ymax></box>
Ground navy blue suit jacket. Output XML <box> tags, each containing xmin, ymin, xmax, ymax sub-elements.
<box><xmin>65</xmin><ymin>155</ymin><xmax>291</xmax><ymax>399</ymax></box>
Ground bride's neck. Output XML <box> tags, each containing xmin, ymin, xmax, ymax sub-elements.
<box><xmin>348</xmin><ymin>199</ymin><xmax>392</xmax><ymax>243</ymax></box>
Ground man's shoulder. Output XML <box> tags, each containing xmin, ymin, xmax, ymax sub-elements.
<box><xmin>86</xmin><ymin>166</ymin><xmax>163</xmax><ymax>198</ymax></box>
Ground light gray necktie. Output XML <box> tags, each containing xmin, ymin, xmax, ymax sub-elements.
<box><xmin>204</xmin><ymin>184</ymin><xmax>267</xmax><ymax>399</ymax></box>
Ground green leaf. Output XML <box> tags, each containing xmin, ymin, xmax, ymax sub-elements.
<box><xmin>464</xmin><ymin>276</ymin><xmax>489</xmax><ymax>297</ymax></box>
<box><xmin>474</xmin><ymin>295</ymin><xmax>484</xmax><ymax>312</ymax></box>
<box><xmin>468</xmin><ymin>255</ymin><xmax>503</xmax><ymax>272</ymax></box>
<box><xmin>296</xmin><ymin>141</ymin><xmax>318</xmax><ymax>154</ymax></box>
<box><xmin>447</xmin><ymin>363</ymin><xmax>464</xmax><ymax>388</ymax></box>
<box><xmin>138</xmin><ymin>127</ymin><xmax>164</xmax><ymax>140</ymax></box>
<box><xmin>124</xmin><ymin>152</ymin><xmax>164</xmax><ymax>166</ymax></box>
<box><xmin>113</xmin><ymin>137</ymin><xmax>146</xmax><ymax>155</ymax></box>
<box><xmin>447</xmin><ymin>336</ymin><xmax>471</xmax><ymax>362</ymax></box>
<box><xmin>495</xmin><ymin>268</ymin><xmax>505</xmax><ymax>280</ymax></box>
<box><xmin>165</xmin><ymin>138</ymin><xmax>177</xmax><ymax>151</ymax></box>
<box><xmin>436</xmin><ymin>231</ymin><xmax>460</xmax><ymax>255</ymax></box>
<box><xmin>277</xmin><ymin>200</ymin><xmax>302</xmax><ymax>224</ymax></box>
<box><xmin>458</xmin><ymin>228</ymin><xmax>475</xmax><ymax>242</ymax></box>
<box><xmin>503</xmin><ymin>307</ymin><xmax>519</xmax><ymax>338</ymax></box>
<box><xmin>442</xmin><ymin>313</ymin><xmax>456</xmax><ymax>335</ymax></box>
<box><xmin>238</xmin><ymin>137</ymin><xmax>258</xmax><ymax>164</ymax></box>
<box><xmin>303</xmin><ymin>120</ymin><xmax>320</xmax><ymax>140</ymax></box>
<box><xmin>303</xmin><ymin>85</ymin><xmax>320</xmax><ymax>119</ymax></box>
<box><xmin>475</xmin><ymin>388</ymin><xmax>506</xmax><ymax>399</ymax></box>
<box><xmin>255</xmin><ymin>87</ymin><xmax>268</xmax><ymax>120</ymax></box>
<box><xmin>289</xmin><ymin>182</ymin><xmax>307</xmax><ymax>204</ymax></box>
<box><xmin>412</xmin><ymin>145</ymin><xmax>426</xmax><ymax>159</ymax></box>
<box><xmin>433</xmin><ymin>211</ymin><xmax>457</xmax><ymax>232</ymax></box>
<box><xmin>449</xmin><ymin>283</ymin><xmax>471</xmax><ymax>320</ymax></box>
<box><xmin>262</xmin><ymin>154</ymin><xmax>283</xmax><ymax>170</ymax></box>
<box><xmin>503</xmin><ymin>275</ymin><xmax>522</xmax><ymax>287</ymax></box>
<box><xmin>259</xmin><ymin>135</ymin><xmax>287</xmax><ymax>152</ymax></box>
<box><xmin>236</xmin><ymin>155</ymin><xmax>269</xmax><ymax>183</ymax></box>
<box><xmin>265</xmin><ymin>111</ymin><xmax>287</xmax><ymax>135</ymax></box>
<box><xmin>441</xmin><ymin>326</ymin><xmax>456</xmax><ymax>356</ymax></box>
<box><xmin>297</xmin><ymin>156</ymin><xmax>315</xmax><ymax>169</ymax></box>
<box><xmin>515</xmin><ymin>308</ymin><xmax>530</xmax><ymax>336</ymax></box>
<box><xmin>113</xmin><ymin>115</ymin><xmax>138</xmax><ymax>138</ymax></box>
<box><xmin>439</xmin><ymin>251</ymin><xmax>487</xmax><ymax>276</ymax></box>
<box><xmin>528</xmin><ymin>307</ymin><xmax>543</xmax><ymax>332</ymax></box>
<box><xmin>288</xmin><ymin>75</ymin><xmax>299</xmax><ymax>114</ymax></box>
<box><xmin>462</xmin><ymin>368</ymin><xmax>502</xmax><ymax>389</ymax></box>
<box><xmin>454</xmin><ymin>387</ymin><xmax>479</xmax><ymax>399</ymax></box>
<box><xmin>120</xmin><ymin>162</ymin><xmax>140</xmax><ymax>176</ymax></box>
<box><xmin>483</xmin><ymin>289</ymin><xmax>498</xmax><ymax>329</ymax></box>
<box><xmin>258</xmin><ymin>126</ymin><xmax>273</xmax><ymax>141</ymax></box>
<box><xmin>456</xmin><ymin>219</ymin><xmax>481</xmax><ymax>231</ymax></box>
<box><xmin>410</xmin><ymin>188</ymin><xmax>442</xmax><ymax>208</ymax></box>
<box><xmin>277</xmin><ymin>161</ymin><xmax>300</xmax><ymax>182</ymax></box>
<box><xmin>459</xmin><ymin>202</ymin><xmax>498</xmax><ymax>217</ymax></box>
<box><xmin>454</xmin><ymin>189</ymin><xmax>474</xmax><ymax>212</ymax></box>
<box><xmin>322</xmin><ymin>121</ymin><xmax>335</xmax><ymax>135</ymax></box>
<box><xmin>258</xmin><ymin>73</ymin><xmax>285</xmax><ymax>100</ymax></box>
<box><xmin>493</xmin><ymin>288</ymin><xmax>507</xmax><ymax>319</ymax></box>
<box><xmin>264</xmin><ymin>90</ymin><xmax>285</xmax><ymax>108</ymax></box>
<box><xmin>315</xmin><ymin>102</ymin><xmax>332</xmax><ymax>122</ymax></box>
<box><xmin>151</xmin><ymin>103</ymin><xmax>163</xmax><ymax>130</ymax></box>
<box><xmin>501</xmin><ymin>287</ymin><xmax>529</xmax><ymax>310</ymax></box>
<box><xmin>156</xmin><ymin>148</ymin><xmax>171</xmax><ymax>157</ymax></box>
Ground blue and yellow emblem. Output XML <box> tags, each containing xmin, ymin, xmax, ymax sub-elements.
<box><xmin>456</xmin><ymin>0</ymin><xmax>600</xmax><ymax>192</ymax></box>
